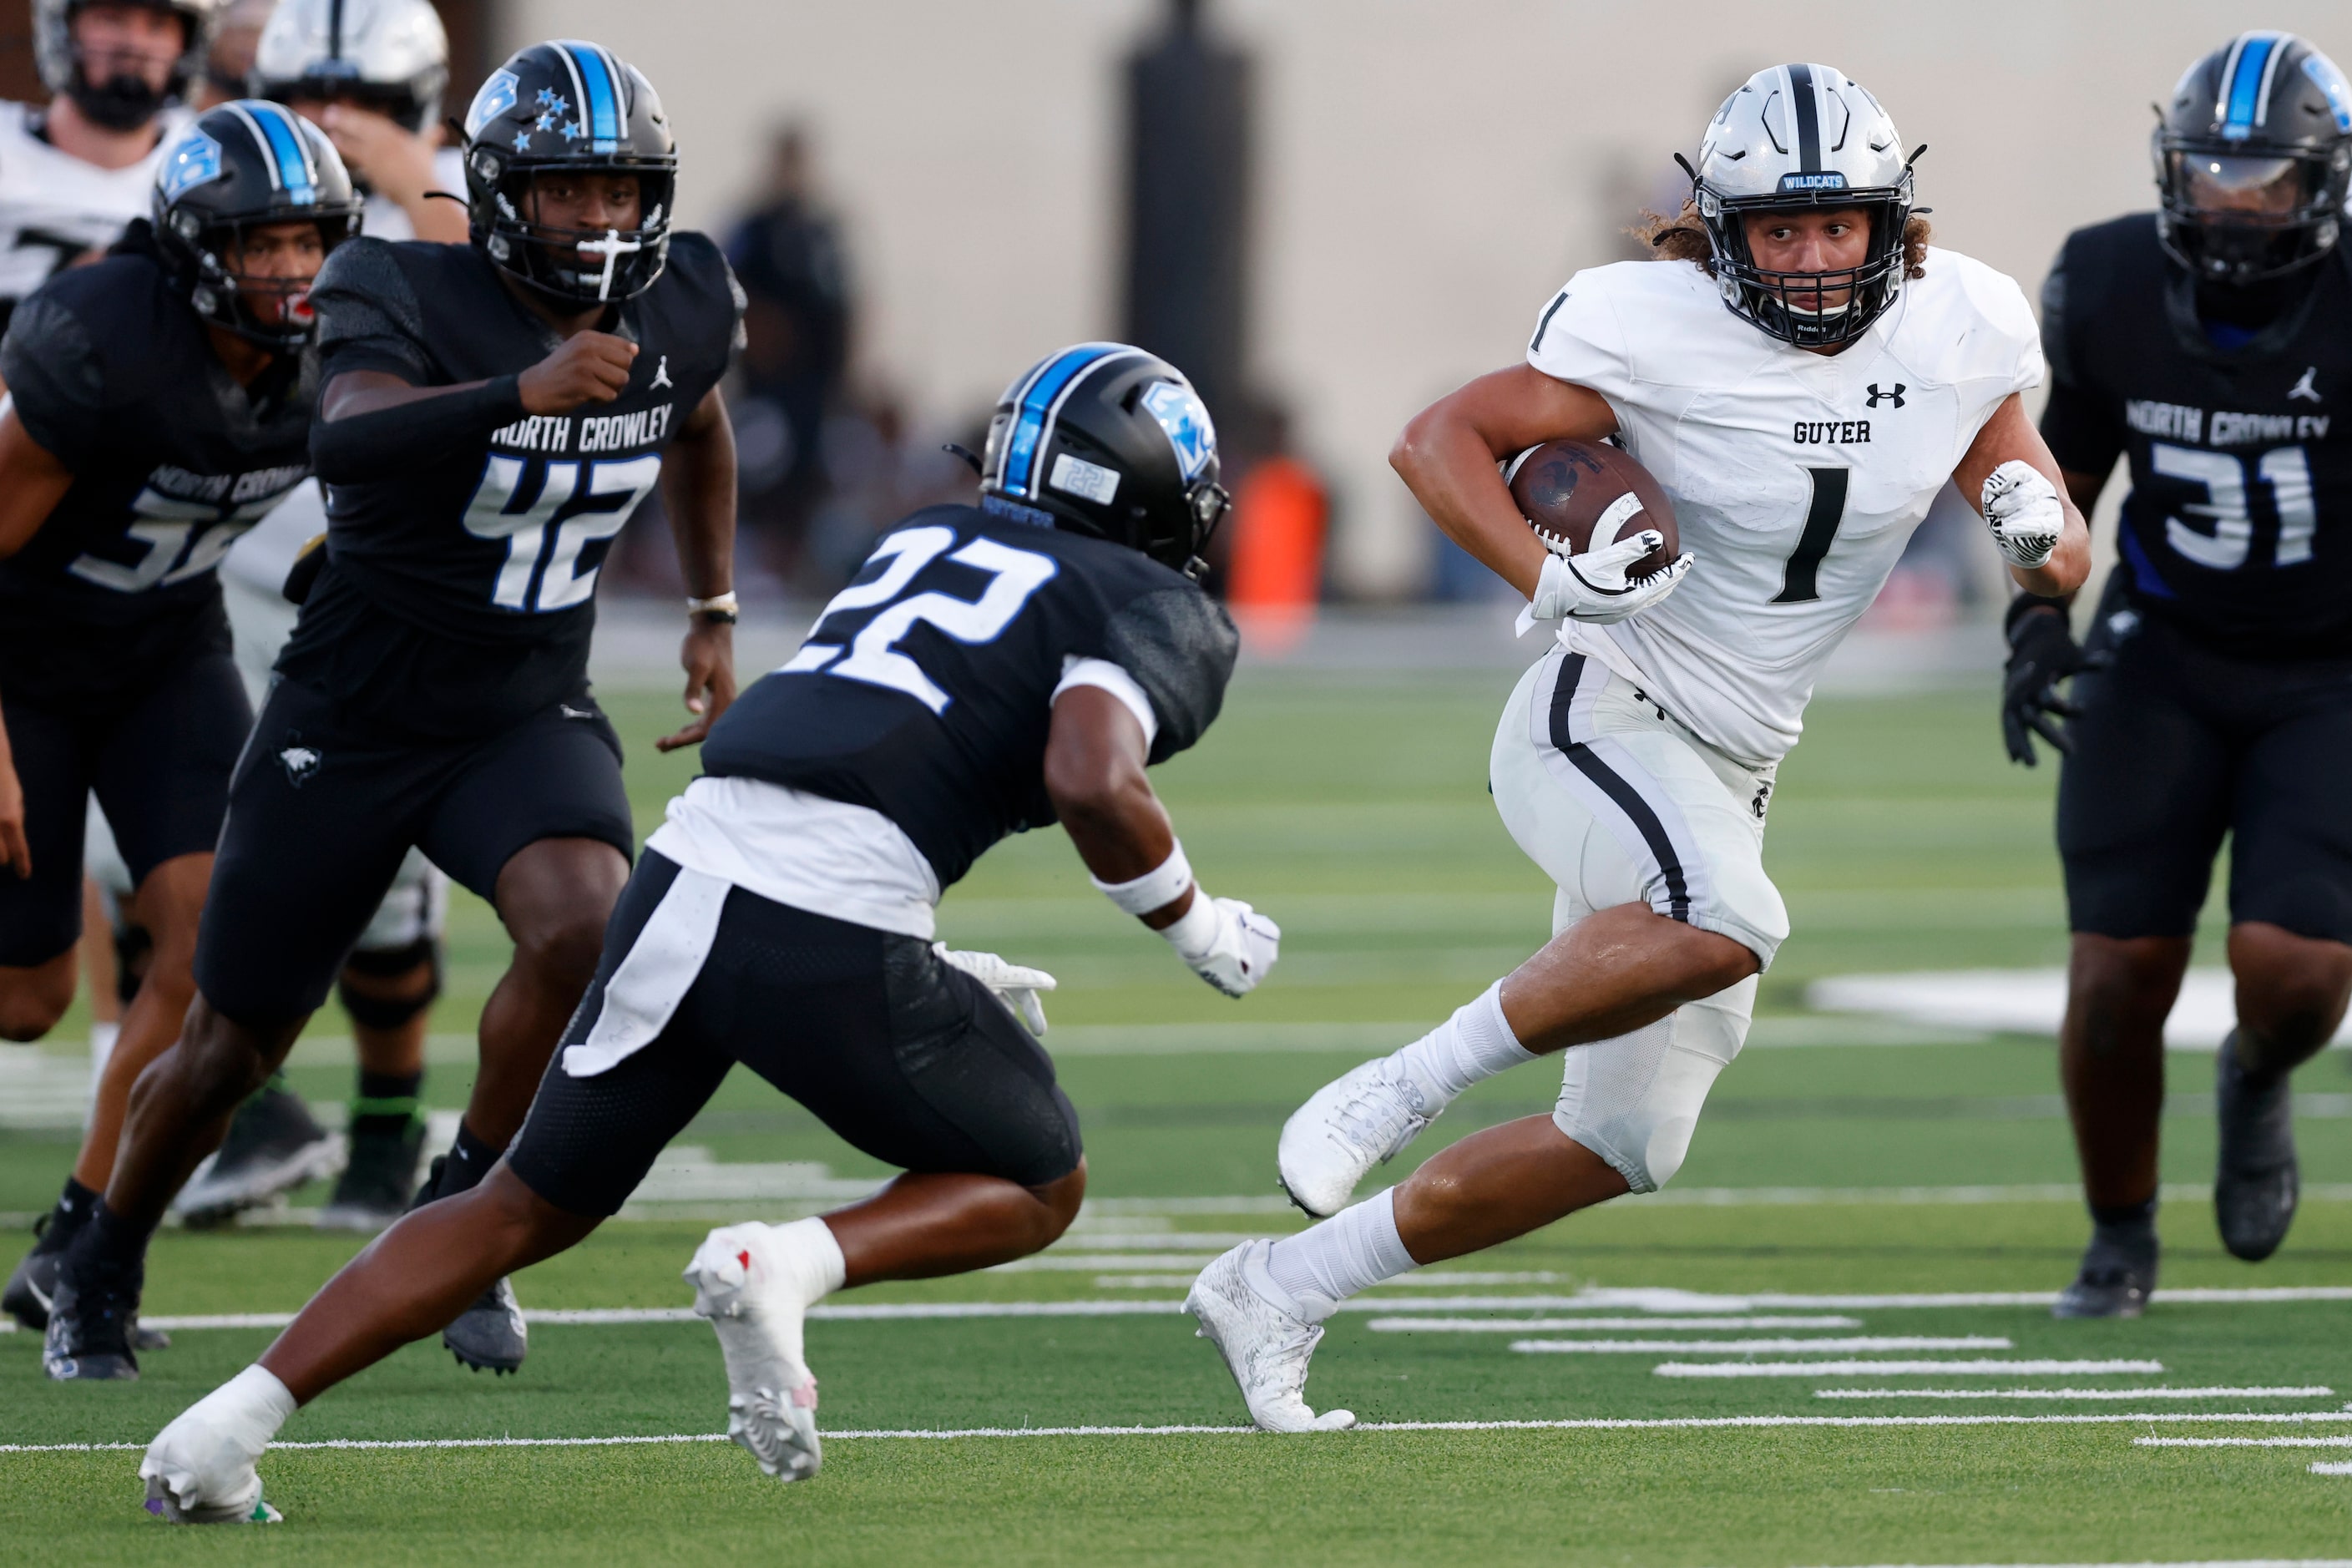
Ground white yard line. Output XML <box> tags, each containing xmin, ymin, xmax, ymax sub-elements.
<box><xmin>2313</xmin><ymin>1462</ymin><xmax>2352</xmax><ymax>1475</ymax></box>
<box><xmin>8</xmin><ymin>1410</ymin><xmax>2352</xmax><ymax>1459</ymax></box>
<box><xmin>1793</xmin><ymin>1560</ymin><xmax>2352</xmax><ymax>1567</ymax></box>
<box><xmin>1652</xmin><ymin>1358</ymin><xmax>2165</xmax><ymax>1378</ymax></box>
<box><xmin>1817</xmin><ymin>1386</ymin><xmax>2332</xmax><ymax>1401</ymax></box>
<box><xmin>1368</xmin><ymin>1316</ymin><xmax>1866</xmax><ymax>1333</ymax></box>
<box><xmin>2137</xmin><ymin>1436</ymin><xmax>2352</xmax><ymax>1448</ymax></box>
<box><xmin>1515</xmin><ymin>1337</ymin><xmax>2012</xmax><ymax>1354</ymax></box>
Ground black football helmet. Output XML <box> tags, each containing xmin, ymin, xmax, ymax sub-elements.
<box><xmin>458</xmin><ymin>40</ymin><xmax>676</xmax><ymax>306</ymax></box>
<box><xmin>152</xmin><ymin>99</ymin><xmax>362</xmax><ymax>349</ymax></box>
<box><xmin>2155</xmin><ymin>33</ymin><xmax>2352</xmax><ymax>286</ymax></box>
<box><xmin>979</xmin><ymin>343</ymin><xmax>1230</xmax><ymax>576</ymax></box>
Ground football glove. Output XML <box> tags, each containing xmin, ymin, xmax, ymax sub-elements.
<box><xmin>1164</xmin><ymin>895</ymin><xmax>1281</xmax><ymax>998</ymax></box>
<box><xmin>1983</xmin><ymin>460</ymin><xmax>2063</xmax><ymax>570</ymax></box>
<box><xmin>933</xmin><ymin>943</ymin><xmax>1056</xmax><ymax>1035</ymax></box>
<box><xmin>2000</xmin><ymin>597</ymin><xmax>2107</xmax><ymax>766</ymax></box>
<box><xmin>1525</xmin><ymin>529</ymin><xmax>1692</xmax><ymax>627</ymax></box>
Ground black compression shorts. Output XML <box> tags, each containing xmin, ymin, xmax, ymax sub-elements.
<box><xmin>507</xmin><ymin>852</ymin><xmax>1083</xmax><ymax>1217</ymax></box>
<box><xmin>193</xmin><ymin>675</ymin><xmax>635</xmax><ymax>1027</ymax></box>
<box><xmin>0</xmin><ymin>650</ymin><xmax>249</xmax><ymax>967</ymax></box>
<box><xmin>2059</xmin><ymin>576</ymin><xmax>2352</xmax><ymax>944</ymax></box>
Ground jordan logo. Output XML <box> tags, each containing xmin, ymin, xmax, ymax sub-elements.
<box><xmin>650</xmin><ymin>354</ymin><xmax>674</xmax><ymax>391</ymax></box>
<box><xmin>2289</xmin><ymin>366</ymin><xmax>2322</xmax><ymax>403</ymax></box>
<box><xmin>1866</xmin><ymin>382</ymin><xmax>1906</xmax><ymax>409</ymax></box>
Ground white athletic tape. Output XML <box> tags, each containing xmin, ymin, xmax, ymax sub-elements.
<box><xmin>1651</xmin><ymin>1358</ymin><xmax>2165</xmax><ymax>1378</ymax></box>
<box><xmin>6</xmin><ymin>1409</ymin><xmax>2351</xmax><ymax>1459</ymax></box>
<box><xmin>1514</xmin><ymin>1337</ymin><xmax>2012</xmax><ymax>1354</ymax></box>
<box><xmin>1818</xmin><ymin>1386</ymin><xmax>2332</xmax><ymax>1401</ymax></box>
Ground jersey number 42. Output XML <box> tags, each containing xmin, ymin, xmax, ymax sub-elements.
<box><xmin>462</xmin><ymin>453</ymin><xmax>664</xmax><ymax>612</ymax></box>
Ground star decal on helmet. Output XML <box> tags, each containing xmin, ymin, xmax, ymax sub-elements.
<box><xmin>561</xmin><ymin>120</ymin><xmax>584</xmax><ymax>142</ymax></box>
<box><xmin>512</xmin><ymin>130</ymin><xmax>532</xmax><ymax>151</ymax></box>
<box><xmin>535</xmin><ymin>113</ymin><xmax>557</xmax><ymax>132</ymax></box>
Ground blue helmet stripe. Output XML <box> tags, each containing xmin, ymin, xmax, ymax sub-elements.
<box><xmin>253</xmin><ymin>103</ymin><xmax>314</xmax><ymax>202</ymax></box>
<box><xmin>566</xmin><ymin>43</ymin><xmax>622</xmax><ymax>143</ymax></box>
<box><xmin>2224</xmin><ymin>33</ymin><xmax>2278</xmax><ymax>133</ymax></box>
<box><xmin>1003</xmin><ymin>344</ymin><xmax>1122</xmax><ymax>496</ymax></box>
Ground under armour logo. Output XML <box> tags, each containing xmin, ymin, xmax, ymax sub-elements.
<box><xmin>2289</xmin><ymin>366</ymin><xmax>2322</xmax><ymax>403</ymax></box>
<box><xmin>650</xmin><ymin>354</ymin><xmax>673</xmax><ymax>391</ymax></box>
<box><xmin>279</xmin><ymin>741</ymin><xmax>321</xmax><ymax>787</ymax></box>
<box><xmin>1865</xmin><ymin>382</ymin><xmax>1906</xmax><ymax>409</ymax></box>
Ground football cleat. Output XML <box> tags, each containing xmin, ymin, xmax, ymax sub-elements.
<box><xmin>141</xmin><ymin>1405</ymin><xmax>280</xmax><ymax>1525</ymax></box>
<box><xmin>316</xmin><ymin>1113</ymin><xmax>427</xmax><ymax>1233</ymax></box>
<box><xmin>1277</xmin><ymin>1056</ymin><xmax>1436</xmax><ymax>1218</ymax></box>
<box><xmin>685</xmin><ymin>1224</ymin><xmax>822</xmax><ymax>1481</ymax></box>
<box><xmin>43</xmin><ymin>1274</ymin><xmax>144</xmax><ymax>1380</ymax></box>
<box><xmin>2051</xmin><ymin>1228</ymin><xmax>2158</xmax><ymax>1320</ymax></box>
<box><xmin>1185</xmin><ymin>1241</ymin><xmax>1355</xmax><ymax>1434</ymax></box>
<box><xmin>2214</xmin><ymin>1032</ymin><xmax>2299</xmax><ymax>1262</ymax></box>
<box><xmin>4</xmin><ymin>1242</ymin><xmax>167</xmax><ymax>1347</ymax></box>
<box><xmin>443</xmin><ymin>1276</ymin><xmax>528</xmax><ymax>1374</ymax></box>
<box><xmin>172</xmin><ymin>1084</ymin><xmax>345</xmax><ymax>1228</ymax></box>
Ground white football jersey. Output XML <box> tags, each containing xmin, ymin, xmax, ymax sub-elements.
<box><xmin>0</xmin><ymin>102</ymin><xmax>187</xmax><ymax>314</ymax></box>
<box><xmin>1526</xmin><ymin>247</ymin><xmax>2041</xmax><ymax>766</ymax></box>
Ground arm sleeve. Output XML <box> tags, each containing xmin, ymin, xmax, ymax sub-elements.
<box><xmin>0</xmin><ymin>292</ymin><xmax>105</xmax><ymax>470</ymax></box>
<box><xmin>1099</xmin><ymin>585</ymin><xmax>1240</xmax><ymax>765</ymax></box>
<box><xmin>1525</xmin><ymin>272</ymin><xmax>1635</xmax><ymax>402</ymax></box>
<box><xmin>311</xmin><ymin>238</ymin><xmax>433</xmax><ymax>383</ymax></box>
<box><xmin>2034</xmin><ymin>246</ymin><xmax>2126</xmax><ymax>477</ymax></box>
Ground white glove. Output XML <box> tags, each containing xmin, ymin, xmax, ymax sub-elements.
<box><xmin>1523</xmin><ymin>529</ymin><xmax>1693</xmax><ymax>628</ymax></box>
<box><xmin>1162</xmin><ymin>895</ymin><xmax>1281</xmax><ymax>998</ymax></box>
<box><xmin>933</xmin><ymin>943</ymin><xmax>1057</xmax><ymax>1035</ymax></box>
<box><xmin>1982</xmin><ymin>459</ymin><xmax>2062</xmax><ymax>569</ymax></box>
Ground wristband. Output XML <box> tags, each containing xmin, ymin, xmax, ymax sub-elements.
<box><xmin>687</xmin><ymin>591</ymin><xmax>739</xmax><ymax>624</ymax></box>
<box><xmin>1090</xmin><ymin>841</ymin><xmax>1193</xmax><ymax>916</ymax></box>
<box><xmin>1157</xmin><ymin>890</ymin><xmax>1222</xmax><ymax>963</ymax></box>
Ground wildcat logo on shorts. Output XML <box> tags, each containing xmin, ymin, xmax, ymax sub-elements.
<box><xmin>279</xmin><ymin>741</ymin><xmax>321</xmax><ymax>787</ymax></box>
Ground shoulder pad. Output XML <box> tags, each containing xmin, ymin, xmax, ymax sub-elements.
<box><xmin>1</xmin><ymin>288</ymin><xmax>109</xmax><ymax>469</ymax></box>
<box><xmin>312</xmin><ymin>236</ymin><xmax>430</xmax><ymax>377</ymax></box>
<box><xmin>1100</xmin><ymin>583</ymin><xmax>1239</xmax><ymax>764</ymax></box>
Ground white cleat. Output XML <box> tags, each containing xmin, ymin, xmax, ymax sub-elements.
<box><xmin>685</xmin><ymin>1224</ymin><xmax>822</xmax><ymax>1482</ymax></box>
<box><xmin>1277</xmin><ymin>1056</ymin><xmax>1436</xmax><ymax>1218</ymax></box>
<box><xmin>1185</xmin><ymin>1241</ymin><xmax>1355</xmax><ymax>1434</ymax></box>
<box><xmin>139</xmin><ymin>1409</ymin><xmax>281</xmax><ymax>1525</ymax></box>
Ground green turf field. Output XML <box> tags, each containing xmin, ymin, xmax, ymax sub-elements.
<box><xmin>4</xmin><ymin>665</ymin><xmax>2349</xmax><ymax>1565</ymax></box>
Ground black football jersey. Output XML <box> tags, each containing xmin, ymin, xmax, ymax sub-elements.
<box><xmin>701</xmin><ymin>504</ymin><xmax>1239</xmax><ymax>890</ymax></box>
<box><xmin>279</xmin><ymin>232</ymin><xmax>741</xmax><ymax>739</ymax></box>
<box><xmin>0</xmin><ymin>223</ymin><xmax>311</xmax><ymax>706</ymax></box>
<box><xmin>2041</xmin><ymin>215</ymin><xmax>2352</xmax><ymax>656</ymax></box>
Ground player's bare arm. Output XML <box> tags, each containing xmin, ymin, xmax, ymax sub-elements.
<box><xmin>1952</xmin><ymin>390</ymin><xmax>2093</xmax><ymax>597</ymax></box>
<box><xmin>1391</xmin><ymin>366</ymin><xmax>1616</xmax><ymax>597</ymax></box>
<box><xmin>655</xmin><ymin>383</ymin><xmax>737</xmax><ymax>751</ymax></box>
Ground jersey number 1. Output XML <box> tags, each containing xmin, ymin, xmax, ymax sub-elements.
<box><xmin>1772</xmin><ymin>468</ymin><xmax>1851</xmax><ymax>604</ymax></box>
<box><xmin>781</xmin><ymin>525</ymin><xmax>1058</xmax><ymax>712</ymax></box>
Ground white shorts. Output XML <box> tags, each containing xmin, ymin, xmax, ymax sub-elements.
<box><xmin>1488</xmin><ymin>646</ymin><xmax>1790</xmax><ymax>1192</ymax></box>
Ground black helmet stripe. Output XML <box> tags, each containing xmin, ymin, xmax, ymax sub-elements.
<box><xmin>1786</xmin><ymin>62</ymin><xmax>1821</xmax><ymax>173</ymax></box>
<box><xmin>223</xmin><ymin>100</ymin><xmax>319</xmax><ymax>202</ymax></box>
<box><xmin>328</xmin><ymin>0</ymin><xmax>343</xmax><ymax>62</ymax></box>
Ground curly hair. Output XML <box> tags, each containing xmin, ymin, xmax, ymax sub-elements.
<box><xmin>1632</xmin><ymin>200</ymin><xmax>1932</xmax><ymax>280</ymax></box>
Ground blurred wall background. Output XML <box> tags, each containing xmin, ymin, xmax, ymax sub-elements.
<box><xmin>12</xmin><ymin>0</ymin><xmax>2337</xmax><ymax>599</ymax></box>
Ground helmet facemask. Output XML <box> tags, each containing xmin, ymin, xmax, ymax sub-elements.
<box><xmin>1695</xmin><ymin>175</ymin><xmax>1914</xmax><ymax>351</ymax></box>
<box><xmin>2156</xmin><ymin>138</ymin><xmax>2350</xmax><ymax>286</ymax></box>
<box><xmin>480</xmin><ymin>161</ymin><xmax>674</xmax><ymax>306</ymax></box>
<box><xmin>172</xmin><ymin>208</ymin><xmax>357</xmax><ymax>349</ymax></box>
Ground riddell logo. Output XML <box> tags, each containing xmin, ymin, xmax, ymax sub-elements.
<box><xmin>1866</xmin><ymin>383</ymin><xmax>1906</xmax><ymax>409</ymax></box>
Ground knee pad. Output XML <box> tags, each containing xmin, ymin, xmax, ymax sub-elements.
<box><xmin>1553</xmin><ymin>988</ymin><xmax>1751</xmax><ymax>1193</ymax></box>
<box><xmin>336</xmin><ymin>937</ymin><xmax>443</xmax><ymax>1031</ymax></box>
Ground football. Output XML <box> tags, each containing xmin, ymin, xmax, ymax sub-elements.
<box><xmin>1504</xmin><ymin>439</ymin><xmax>1678</xmax><ymax>579</ymax></box>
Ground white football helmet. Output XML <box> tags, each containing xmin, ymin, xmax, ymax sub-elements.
<box><xmin>1687</xmin><ymin>63</ymin><xmax>1918</xmax><ymax>349</ymax></box>
<box><xmin>33</xmin><ymin>0</ymin><xmax>217</xmax><ymax>127</ymax></box>
<box><xmin>250</xmin><ymin>0</ymin><xmax>449</xmax><ymax>133</ymax></box>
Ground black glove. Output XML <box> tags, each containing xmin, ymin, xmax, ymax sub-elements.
<box><xmin>2000</xmin><ymin>595</ymin><xmax>2107</xmax><ymax>766</ymax></box>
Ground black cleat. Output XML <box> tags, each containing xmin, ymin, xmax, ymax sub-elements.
<box><xmin>7</xmin><ymin>1227</ymin><xmax>169</xmax><ymax>1348</ymax></box>
<box><xmin>316</xmin><ymin>1114</ymin><xmax>427</xmax><ymax>1233</ymax></box>
<box><xmin>2052</xmin><ymin>1228</ymin><xmax>2157</xmax><ymax>1319</ymax></box>
<box><xmin>2215</xmin><ymin>1032</ymin><xmax>2298</xmax><ymax>1262</ymax></box>
<box><xmin>173</xmin><ymin>1084</ymin><xmax>345</xmax><ymax>1227</ymax></box>
<box><xmin>444</xmin><ymin>1276</ymin><xmax>528</xmax><ymax>1374</ymax></box>
<box><xmin>42</xmin><ymin>1273</ymin><xmax>144</xmax><ymax>1380</ymax></box>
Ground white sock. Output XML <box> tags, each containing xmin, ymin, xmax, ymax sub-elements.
<box><xmin>1390</xmin><ymin>983</ymin><xmax>1535</xmax><ymax>1105</ymax></box>
<box><xmin>190</xmin><ymin>1364</ymin><xmax>297</xmax><ymax>1458</ymax></box>
<box><xmin>766</xmin><ymin>1217</ymin><xmax>847</xmax><ymax>1370</ymax></box>
<box><xmin>1263</xmin><ymin>1187</ymin><xmax>1419</xmax><ymax>1322</ymax></box>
